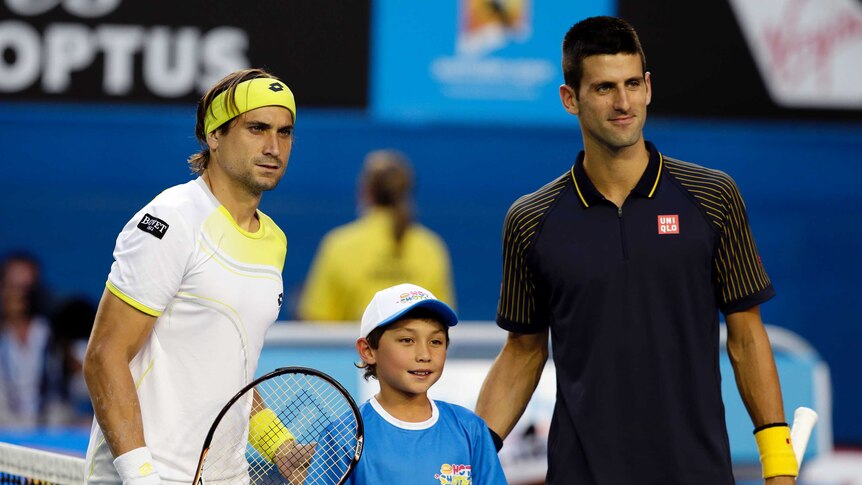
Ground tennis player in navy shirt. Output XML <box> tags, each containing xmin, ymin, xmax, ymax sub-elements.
<box><xmin>476</xmin><ymin>16</ymin><xmax>798</xmax><ymax>485</ymax></box>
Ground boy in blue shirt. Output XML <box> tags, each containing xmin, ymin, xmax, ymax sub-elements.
<box><xmin>307</xmin><ymin>283</ymin><xmax>506</xmax><ymax>484</ymax></box>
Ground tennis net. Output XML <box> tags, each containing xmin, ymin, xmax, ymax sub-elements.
<box><xmin>0</xmin><ymin>441</ymin><xmax>85</xmax><ymax>484</ymax></box>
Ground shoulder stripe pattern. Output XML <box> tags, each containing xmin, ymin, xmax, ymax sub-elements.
<box><xmin>663</xmin><ymin>157</ymin><xmax>771</xmax><ymax>307</ymax></box>
<box><xmin>498</xmin><ymin>173</ymin><xmax>569</xmax><ymax>325</ymax></box>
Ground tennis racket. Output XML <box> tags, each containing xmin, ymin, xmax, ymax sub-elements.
<box><xmin>790</xmin><ymin>406</ymin><xmax>818</xmax><ymax>467</ymax></box>
<box><xmin>192</xmin><ymin>367</ymin><xmax>364</xmax><ymax>485</ymax></box>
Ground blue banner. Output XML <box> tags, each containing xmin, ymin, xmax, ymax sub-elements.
<box><xmin>371</xmin><ymin>0</ymin><xmax>614</xmax><ymax>124</ymax></box>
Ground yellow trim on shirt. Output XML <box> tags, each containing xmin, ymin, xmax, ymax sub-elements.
<box><xmin>206</xmin><ymin>208</ymin><xmax>287</xmax><ymax>269</ymax></box>
<box><xmin>106</xmin><ymin>281</ymin><xmax>161</xmax><ymax>317</ymax></box>
<box><xmin>648</xmin><ymin>153</ymin><xmax>663</xmax><ymax>198</ymax></box>
<box><xmin>135</xmin><ymin>357</ymin><xmax>156</xmax><ymax>390</ymax></box>
<box><xmin>570</xmin><ymin>165</ymin><xmax>589</xmax><ymax>208</ymax></box>
<box><xmin>217</xmin><ymin>206</ymin><xmax>265</xmax><ymax>239</ymax></box>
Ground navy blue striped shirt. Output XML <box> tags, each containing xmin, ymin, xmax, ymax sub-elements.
<box><xmin>498</xmin><ymin>141</ymin><xmax>774</xmax><ymax>484</ymax></box>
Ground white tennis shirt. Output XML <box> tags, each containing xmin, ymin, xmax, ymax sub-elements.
<box><xmin>85</xmin><ymin>178</ymin><xmax>287</xmax><ymax>484</ymax></box>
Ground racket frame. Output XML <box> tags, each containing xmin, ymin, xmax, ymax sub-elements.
<box><xmin>192</xmin><ymin>366</ymin><xmax>364</xmax><ymax>485</ymax></box>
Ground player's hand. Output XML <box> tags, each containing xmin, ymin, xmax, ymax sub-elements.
<box><xmin>274</xmin><ymin>441</ymin><xmax>316</xmax><ymax>484</ymax></box>
<box><xmin>764</xmin><ymin>476</ymin><xmax>795</xmax><ymax>485</ymax></box>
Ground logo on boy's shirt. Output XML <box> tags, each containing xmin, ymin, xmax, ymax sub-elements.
<box><xmin>434</xmin><ymin>463</ymin><xmax>472</xmax><ymax>485</ymax></box>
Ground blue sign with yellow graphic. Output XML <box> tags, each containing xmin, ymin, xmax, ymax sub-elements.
<box><xmin>371</xmin><ymin>0</ymin><xmax>614</xmax><ymax>124</ymax></box>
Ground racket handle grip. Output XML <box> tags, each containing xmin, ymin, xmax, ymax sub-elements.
<box><xmin>790</xmin><ymin>406</ymin><xmax>818</xmax><ymax>467</ymax></box>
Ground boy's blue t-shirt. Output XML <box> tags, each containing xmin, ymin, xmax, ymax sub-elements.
<box><xmin>306</xmin><ymin>397</ymin><xmax>507</xmax><ymax>485</ymax></box>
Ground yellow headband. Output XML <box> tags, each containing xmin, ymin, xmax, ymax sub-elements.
<box><xmin>204</xmin><ymin>78</ymin><xmax>296</xmax><ymax>134</ymax></box>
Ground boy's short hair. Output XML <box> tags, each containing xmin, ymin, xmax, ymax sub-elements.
<box><xmin>356</xmin><ymin>283</ymin><xmax>458</xmax><ymax>381</ymax></box>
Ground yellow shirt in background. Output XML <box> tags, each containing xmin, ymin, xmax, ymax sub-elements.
<box><xmin>298</xmin><ymin>208</ymin><xmax>455</xmax><ymax>321</ymax></box>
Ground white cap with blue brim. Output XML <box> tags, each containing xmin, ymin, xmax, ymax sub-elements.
<box><xmin>359</xmin><ymin>283</ymin><xmax>458</xmax><ymax>339</ymax></box>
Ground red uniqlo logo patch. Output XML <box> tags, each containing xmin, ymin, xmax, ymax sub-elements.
<box><xmin>658</xmin><ymin>215</ymin><xmax>679</xmax><ymax>234</ymax></box>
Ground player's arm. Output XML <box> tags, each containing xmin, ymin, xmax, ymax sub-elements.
<box><xmin>476</xmin><ymin>328</ymin><xmax>549</xmax><ymax>440</ymax></box>
<box><xmin>83</xmin><ymin>288</ymin><xmax>160</xmax><ymax>482</ymax></box>
<box><xmin>726</xmin><ymin>305</ymin><xmax>796</xmax><ymax>484</ymax></box>
<box><xmin>83</xmin><ymin>289</ymin><xmax>155</xmax><ymax>456</ymax></box>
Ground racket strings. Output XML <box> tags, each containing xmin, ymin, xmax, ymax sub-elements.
<box><xmin>200</xmin><ymin>372</ymin><xmax>360</xmax><ymax>485</ymax></box>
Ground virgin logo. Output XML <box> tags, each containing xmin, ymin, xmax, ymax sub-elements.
<box><xmin>728</xmin><ymin>0</ymin><xmax>862</xmax><ymax>108</ymax></box>
<box><xmin>763</xmin><ymin>0</ymin><xmax>862</xmax><ymax>84</ymax></box>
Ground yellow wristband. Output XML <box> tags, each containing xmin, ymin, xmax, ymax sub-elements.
<box><xmin>754</xmin><ymin>424</ymin><xmax>798</xmax><ymax>478</ymax></box>
<box><xmin>249</xmin><ymin>408</ymin><xmax>295</xmax><ymax>462</ymax></box>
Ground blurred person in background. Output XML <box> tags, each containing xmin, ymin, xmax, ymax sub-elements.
<box><xmin>476</xmin><ymin>16</ymin><xmax>797</xmax><ymax>484</ymax></box>
<box><xmin>50</xmin><ymin>296</ymin><xmax>97</xmax><ymax>427</ymax></box>
<box><xmin>0</xmin><ymin>251</ymin><xmax>65</xmax><ymax>428</ymax></box>
<box><xmin>83</xmin><ymin>68</ymin><xmax>296</xmax><ymax>484</ymax></box>
<box><xmin>298</xmin><ymin>149</ymin><xmax>455</xmax><ymax>322</ymax></box>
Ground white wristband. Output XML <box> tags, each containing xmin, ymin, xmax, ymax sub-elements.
<box><xmin>113</xmin><ymin>447</ymin><xmax>161</xmax><ymax>485</ymax></box>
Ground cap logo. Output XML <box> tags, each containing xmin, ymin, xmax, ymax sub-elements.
<box><xmin>268</xmin><ymin>82</ymin><xmax>284</xmax><ymax>92</ymax></box>
<box><xmin>397</xmin><ymin>290</ymin><xmax>431</xmax><ymax>305</ymax></box>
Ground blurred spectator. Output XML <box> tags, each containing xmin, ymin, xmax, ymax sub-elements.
<box><xmin>0</xmin><ymin>252</ymin><xmax>64</xmax><ymax>428</ymax></box>
<box><xmin>298</xmin><ymin>149</ymin><xmax>455</xmax><ymax>322</ymax></box>
<box><xmin>50</xmin><ymin>296</ymin><xmax>96</xmax><ymax>427</ymax></box>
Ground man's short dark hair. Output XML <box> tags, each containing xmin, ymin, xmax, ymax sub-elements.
<box><xmin>562</xmin><ymin>16</ymin><xmax>646</xmax><ymax>96</ymax></box>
